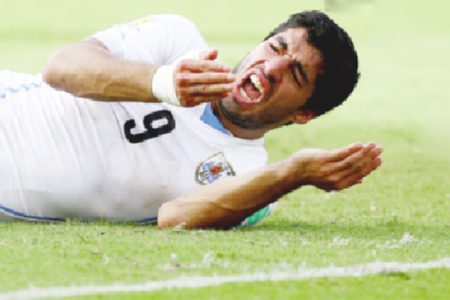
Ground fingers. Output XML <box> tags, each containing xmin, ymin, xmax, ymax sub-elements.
<box><xmin>335</xmin><ymin>155</ymin><xmax>383</xmax><ymax>190</ymax></box>
<box><xmin>176</xmin><ymin>73</ymin><xmax>234</xmax><ymax>104</ymax></box>
<box><xmin>181</xmin><ymin>93</ymin><xmax>230</xmax><ymax>106</ymax></box>
<box><xmin>326</xmin><ymin>144</ymin><xmax>383</xmax><ymax>190</ymax></box>
<box><xmin>333</xmin><ymin>143</ymin><xmax>381</xmax><ymax>172</ymax></box>
<box><xmin>178</xmin><ymin>83</ymin><xmax>234</xmax><ymax>95</ymax></box>
<box><xmin>199</xmin><ymin>49</ymin><xmax>218</xmax><ymax>61</ymax></box>
<box><xmin>176</xmin><ymin>72</ymin><xmax>236</xmax><ymax>86</ymax></box>
<box><xmin>326</xmin><ymin>143</ymin><xmax>364</xmax><ymax>162</ymax></box>
<box><xmin>178</xmin><ymin>59</ymin><xmax>231</xmax><ymax>73</ymax></box>
<box><xmin>179</xmin><ymin>90</ymin><xmax>231</xmax><ymax>106</ymax></box>
<box><xmin>174</xmin><ymin>51</ymin><xmax>236</xmax><ymax>106</ymax></box>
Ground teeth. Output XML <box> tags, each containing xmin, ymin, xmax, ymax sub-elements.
<box><xmin>250</xmin><ymin>74</ymin><xmax>264</xmax><ymax>94</ymax></box>
<box><xmin>239</xmin><ymin>87</ymin><xmax>251</xmax><ymax>101</ymax></box>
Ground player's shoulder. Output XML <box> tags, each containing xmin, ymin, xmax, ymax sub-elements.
<box><xmin>131</xmin><ymin>14</ymin><xmax>199</xmax><ymax>32</ymax></box>
<box><xmin>155</xmin><ymin>14</ymin><xmax>196</xmax><ymax>25</ymax></box>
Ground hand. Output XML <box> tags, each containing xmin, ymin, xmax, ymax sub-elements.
<box><xmin>174</xmin><ymin>49</ymin><xmax>236</xmax><ymax>107</ymax></box>
<box><xmin>289</xmin><ymin>142</ymin><xmax>383</xmax><ymax>191</ymax></box>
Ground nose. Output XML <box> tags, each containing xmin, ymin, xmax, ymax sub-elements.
<box><xmin>264</xmin><ymin>56</ymin><xmax>292</xmax><ymax>84</ymax></box>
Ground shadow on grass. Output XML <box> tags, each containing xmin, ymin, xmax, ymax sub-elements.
<box><xmin>1</xmin><ymin>218</ymin><xmax>448</xmax><ymax>241</ymax></box>
<box><xmin>239</xmin><ymin>219</ymin><xmax>449</xmax><ymax>239</ymax></box>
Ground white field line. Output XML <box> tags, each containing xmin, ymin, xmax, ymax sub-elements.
<box><xmin>1</xmin><ymin>257</ymin><xmax>449</xmax><ymax>300</ymax></box>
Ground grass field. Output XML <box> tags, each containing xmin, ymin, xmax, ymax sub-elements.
<box><xmin>0</xmin><ymin>0</ymin><xmax>449</xmax><ymax>299</ymax></box>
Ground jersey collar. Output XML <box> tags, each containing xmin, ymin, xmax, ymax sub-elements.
<box><xmin>200</xmin><ymin>103</ymin><xmax>231</xmax><ymax>135</ymax></box>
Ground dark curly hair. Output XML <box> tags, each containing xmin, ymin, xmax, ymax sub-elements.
<box><xmin>265</xmin><ymin>11</ymin><xmax>360</xmax><ymax>116</ymax></box>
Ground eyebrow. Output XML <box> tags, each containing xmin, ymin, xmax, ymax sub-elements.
<box><xmin>276</xmin><ymin>35</ymin><xmax>309</xmax><ymax>86</ymax></box>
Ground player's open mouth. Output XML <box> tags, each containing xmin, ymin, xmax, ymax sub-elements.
<box><xmin>232</xmin><ymin>69</ymin><xmax>270</xmax><ymax>106</ymax></box>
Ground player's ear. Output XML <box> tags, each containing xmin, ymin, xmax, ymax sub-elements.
<box><xmin>291</xmin><ymin>110</ymin><xmax>315</xmax><ymax>125</ymax></box>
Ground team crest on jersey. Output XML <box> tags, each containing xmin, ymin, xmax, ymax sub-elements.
<box><xmin>195</xmin><ymin>152</ymin><xmax>235</xmax><ymax>185</ymax></box>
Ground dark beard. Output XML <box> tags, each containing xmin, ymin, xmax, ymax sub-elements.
<box><xmin>218</xmin><ymin>99</ymin><xmax>290</xmax><ymax>130</ymax></box>
<box><xmin>218</xmin><ymin>99</ymin><xmax>295</xmax><ymax>130</ymax></box>
<box><xmin>218</xmin><ymin>100</ymin><xmax>262</xmax><ymax>130</ymax></box>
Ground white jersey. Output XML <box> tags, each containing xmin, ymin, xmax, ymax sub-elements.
<box><xmin>0</xmin><ymin>15</ymin><xmax>271</xmax><ymax>223</ymax></box>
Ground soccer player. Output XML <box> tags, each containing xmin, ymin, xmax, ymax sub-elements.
<box><xmin>0</xmin><ymin>11</ymin><xmax>382</xmax><ymax>229</ymax></box>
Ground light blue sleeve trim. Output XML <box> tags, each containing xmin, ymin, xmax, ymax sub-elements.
<box><xmin>0</xmin><ymin>203</ymin><xmax>158</xmax><ymax>225</ymax></box>
<box><xmin>0</xmin><ymin>203</ymin><xmax>65</xmax><ymax>222</ymax></box>
<box><xmin>0</xmin><ymin>82</ymin><xmax>43</xmax><ymax>99</ymax></box>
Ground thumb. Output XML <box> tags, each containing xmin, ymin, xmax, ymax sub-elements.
<box><xmin>199</xmin><ymin>49</ymin><xmax>218</xmax><ymax>61</ymax></box>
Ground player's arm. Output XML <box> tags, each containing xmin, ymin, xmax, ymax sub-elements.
<box><xmin>43</xmin><ymin>38</ymin><xmax>157</xmax><ymax>102</ymax></box>
<box><xmin>158</xmin><ymin>142</ymin><xmax>383</xmax><ymax>229</ymax></box>
<box><xmin>42</xmin><ymin>39</ymin><xmax>235</xmax><ymax>105</ymax></box>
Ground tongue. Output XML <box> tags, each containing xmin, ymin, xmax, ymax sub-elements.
<box><xmin>243</xmin><ymin>81</ymin><xmax>261</xmax><ymax>101</ymax></box>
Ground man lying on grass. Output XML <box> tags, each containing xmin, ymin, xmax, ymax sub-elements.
<box><xmin>0</xmin><ymin>11</ymin><xmax>382</xmax><ymax>228</ymax></box>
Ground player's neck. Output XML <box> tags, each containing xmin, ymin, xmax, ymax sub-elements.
<box><xmin>211</xmin><ymin>102</ymin><xmax>266</xmax><ymax>140</ymax></box>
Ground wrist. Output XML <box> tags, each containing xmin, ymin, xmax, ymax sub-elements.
<box><xmin>151</xmin><ymin>64</ymin><xmax>181</xmax><ymax>106</ymax></box>
<box><xmin>283</xmin><ymin>156</ymin><xmax>308</xmax><ymax>188</ymax></box>
<box><xmin>151</xmin><ymin>51</ymin><xmax>204</xmax><ymax>106</ymax></box>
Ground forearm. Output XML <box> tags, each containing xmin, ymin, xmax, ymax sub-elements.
<box><xmin>43</xmin><ymin>39</ymin><xmax>159</xmax><ymax>102</ymax></box>
<box><xmin>157</xmin><ymin>159</ymin><xmax>300</xmax><ymax>229</ymax></box>
<box><xmin>157</xmin><ymin>143</ymin><xmax>383</xmax><ymax>230</ymax></box>
<box><xmin>43</xmin><ymin>39</ymin><xmax>234</xmax><ymax>106</ymax></box>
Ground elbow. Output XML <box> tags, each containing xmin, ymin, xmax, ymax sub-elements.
<box><xmin>157</xmin><ymin>200</ymin><xmax>243</xmax><ymax>230</ymax></box>
<box><xmin>157</xmin><ymin>201</ymin><xmax>186</xmax><ymax>229</ymax></box>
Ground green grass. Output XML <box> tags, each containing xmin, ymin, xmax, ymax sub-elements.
<box><xmin>85</xmin><ymin>270</ymin><xmax>450</xmax><ymax>300</ymax></box>
<box><xmin>0</xmin><ymin>0</ymin><xmax>449</xmax><ymax>299</ymax></box>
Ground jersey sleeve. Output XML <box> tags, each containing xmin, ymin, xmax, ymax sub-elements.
<box><xmin>90</xmin><ymin>14</ymin><xmax>210</xmax><ymax>65</ymax></box>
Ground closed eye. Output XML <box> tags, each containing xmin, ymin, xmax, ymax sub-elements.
<box><xmin>269</xmin><ymin>36</ymin><xmax>307</xmax><ymax>88</ymax></box>
<box><xmin>270</xmin><ymin>39</ymin><xmax>303</xmax><ymax>87</ymax></box>
<box><xmin>269</xmin><ymin>43</ymin><xmax>279</xmax><ymax>53</ymax></box>
<box><xmin>290</xmin><ymin>64</ymin><xmax>302</xmax><ymax>87</ymax></box>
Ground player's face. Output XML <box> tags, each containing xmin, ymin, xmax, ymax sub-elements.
<box><xmin>219</xmin><ymin>27</ymin><xmax>323</xmax><ymax>131</ymax></box>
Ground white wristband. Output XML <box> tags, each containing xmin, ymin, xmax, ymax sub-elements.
<box><xmin>151</xmin><ymin>51</ymin><xmax>204</xmax><ymax>106</ymax></box>
<box><xmin>151</xmin><ymin>63</ymin><xmax>180</xmax><ymax>106</ymax></box>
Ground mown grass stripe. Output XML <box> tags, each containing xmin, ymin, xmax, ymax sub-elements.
<box><xmin>1</xmin><ymin>257</ymin><xmax>449</xmax><ymax>300</ymax></box>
